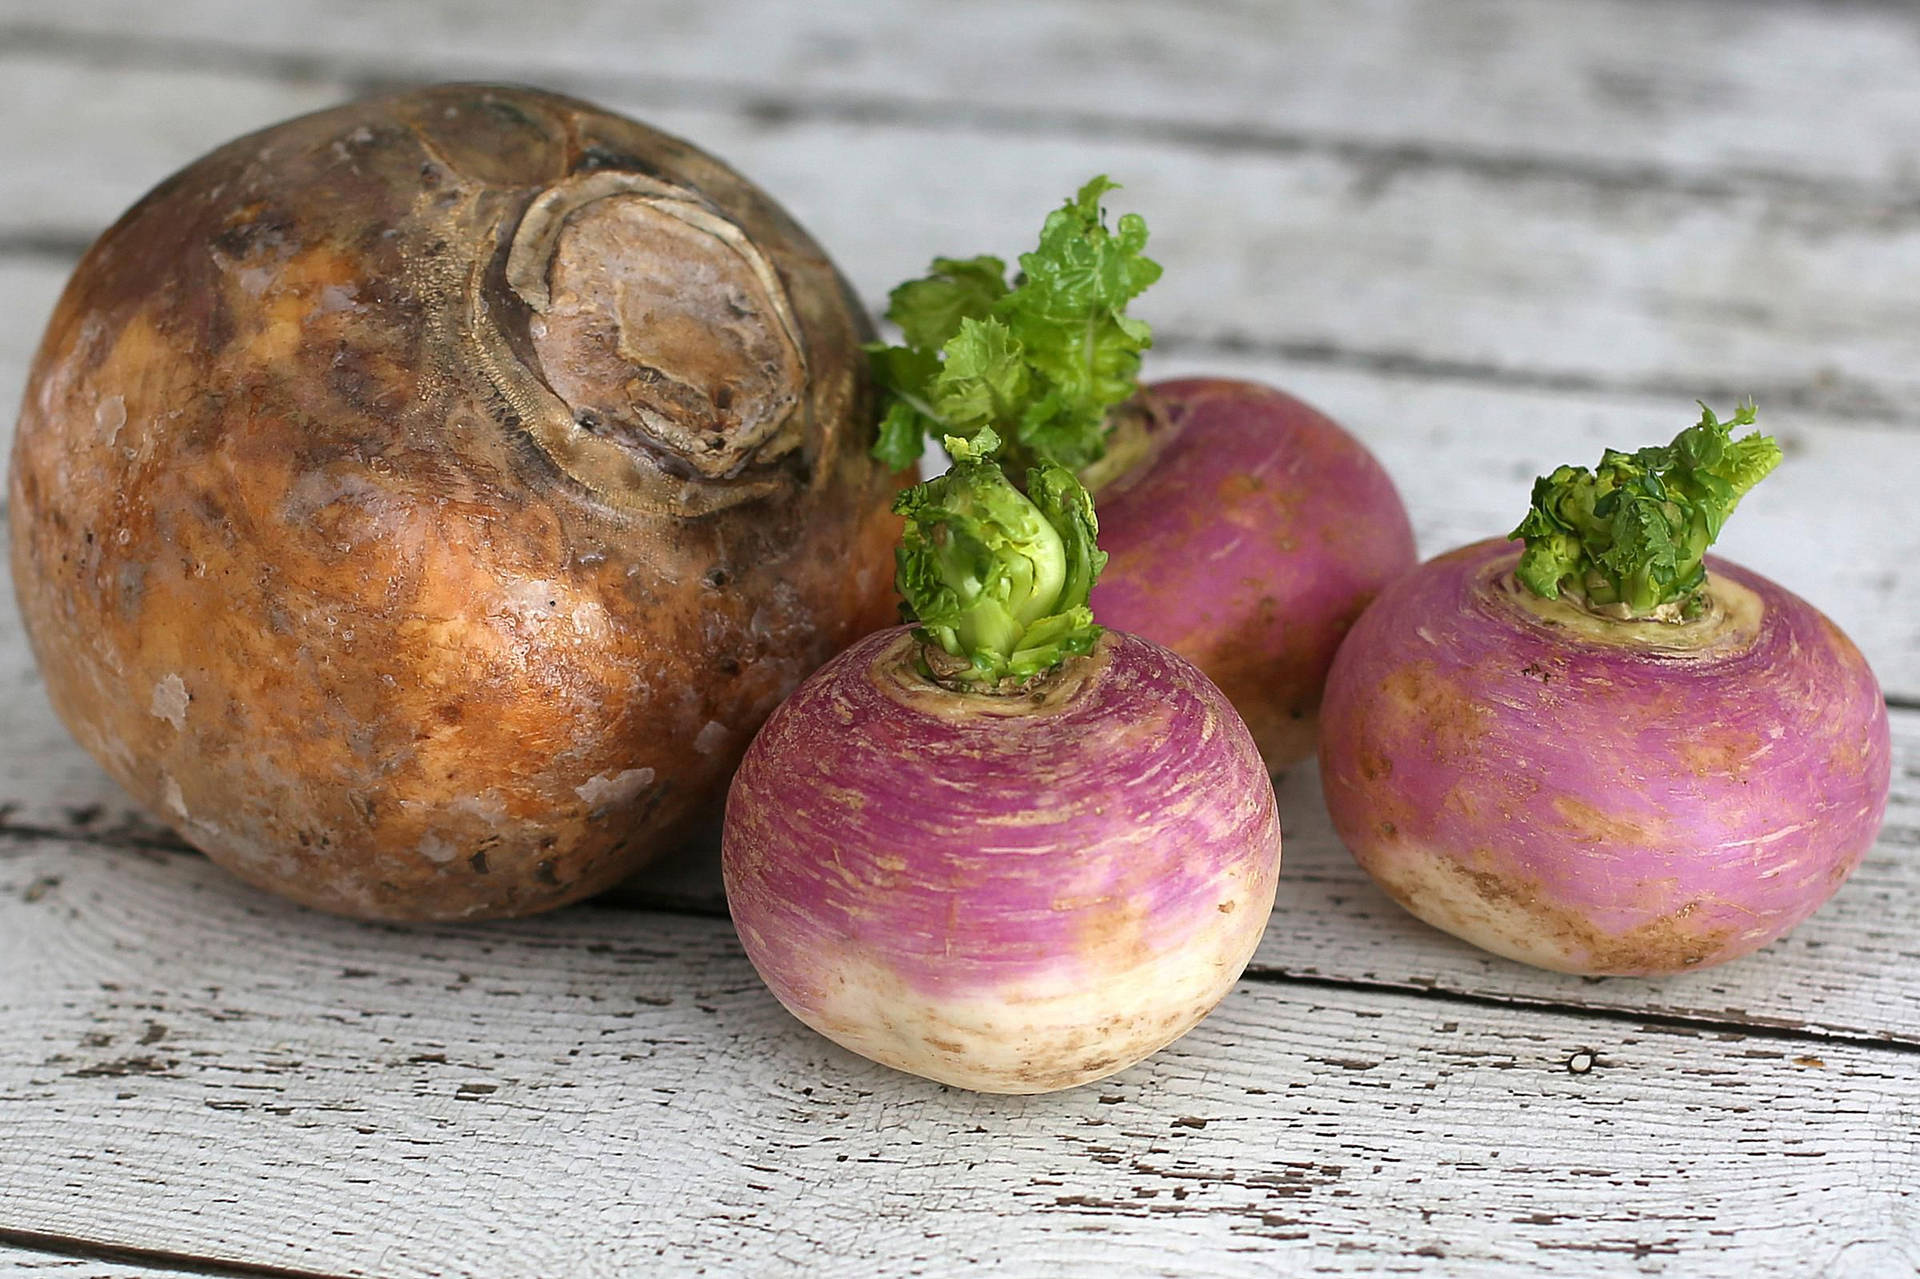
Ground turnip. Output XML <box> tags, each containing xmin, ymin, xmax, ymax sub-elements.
<box><xmin>1318</xmin><ymin>404</ymin><xmax>1892</xmax><ymax>975</ymax></box>
<box><xmin>1091</xmin><ymin>378</ymin><xmax>1416</xmax><ymax>765</ymax></box>
<box><xmin>722</xmin><ymin>432</ymin><xmax>1281</xmax><ymax>1093</ymax></box>
<box><xmin>867</xmin><ymin>179</ymin><xmax>1416</xmax><ymax>767</ymax></box>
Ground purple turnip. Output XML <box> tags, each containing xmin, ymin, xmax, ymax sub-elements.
<box><xmin>1091</xmin><ymin>378</ymin><xmax>1416</xmax><ymax>765</ymax></box>
<box><xmin>1318</xmin><ymin>404</ymin><xmax>1892</xmax><ymax>975</ymax></box>
<box><xmin>867</xmin><ymin>179</ymin><xmax>1415</xmax><ymax>768</ymax></box>
<box><xmin>723</xmin><ymin>432</ymin><xmax>1280</xmax><ymax>1093</ymax></box>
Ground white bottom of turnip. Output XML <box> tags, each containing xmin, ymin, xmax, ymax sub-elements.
<box><xmin>783</xmin><ymin>920</ymin><xmax>1268</xmax><ymax>1094</ymax></box>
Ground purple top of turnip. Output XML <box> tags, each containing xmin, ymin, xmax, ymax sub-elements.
<box><xmin>726</xmin><ymin>626</ymin><xmax>1279</xmax><ymax>1001</ymax></box>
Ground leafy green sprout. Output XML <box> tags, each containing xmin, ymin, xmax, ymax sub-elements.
<box><xmin>892</xmin><ymin>428</ymin><xmax>1109</xmax><ymax>687</ymax></box>
<box><xmin>1509</xmin><ymin>401</ymin><xmax>1782</xmax><ymax>618</ymax></box>
<box><xmin>868</xmin><ymin>177</ymin><xmax>1162</xmax><ymax>478</ymax></box>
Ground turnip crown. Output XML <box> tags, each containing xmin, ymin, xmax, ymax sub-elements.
<box><xmin>1509</xmin><ymin>402</ymin><xmax>1782</xmax><ymax>618</ymax></box>
<box><xmin>868</xmin><ymin>177</ymin><xmax>1162</xmax><ymax>478</ymax></box>
<box><xmin>893</xmin><ymin>429</ymin><xmax>1108</xmax><ymax>687</ymax></box>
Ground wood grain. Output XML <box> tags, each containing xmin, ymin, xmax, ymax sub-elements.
<box><xmin>1</xmin><ymin>836</ymin><xmax>1915</xmax><ymax>1279</ymax></box>
<box><xmin>9</xmin><ymin>691</ymin><xmax>1913</xmax><ymax>1048</ymax></box>
<box><xmin>3</xmin><ymin>3</ymin><xmax>1919</xmax><ymax>1274</ymax></box>
<box><xmin>0</xmin><ymin>1237</ymin><xmax>283</xmax><ymax>1279</ymax></box>
<box><xmin>12</xmin><ymin>0</ymin><xmax>1920</xmax><ymax>199</ymax></box>
<box><xmin>9</xmin><ymin>47</ymin><xmax>1920</xmax><ymax>432</ymax></box>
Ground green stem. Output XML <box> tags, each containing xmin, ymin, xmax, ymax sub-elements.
<box><xmin>1509</xmin><ymin>401</ymin><xmax>1781</xmax><ymax>620</ymax></box>
<box><xmin>892</xmin><ymin>429</ymin><xmax>1108</xmax><ymax>689</ymax></box>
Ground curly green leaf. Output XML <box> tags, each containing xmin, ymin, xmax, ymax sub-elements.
<box><xmin>867</xmin><ymin>177</ymin><xmax>1161</xmax><ymax>476</ymax></box>
<box><xmin>1510</xmin><ymin>401</ymin><xmax>1780</xmax><ymax>618</ymax></box>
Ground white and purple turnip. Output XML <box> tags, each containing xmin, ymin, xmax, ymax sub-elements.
<box><xmin>723</xmin><ymin>434</ymin><xmax>1280</xmax><ymax>1093</ymax></box>
<box><xmin>1319</xmin><ymin>405</ymin><xmax>1891</xmax><ymax>975</ymax></box>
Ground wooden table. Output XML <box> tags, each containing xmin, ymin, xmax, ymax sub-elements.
<box><xmin>2</xmin><ymin>2</ymin><xmax>1917</xmax><ymax>1274</ymax></box>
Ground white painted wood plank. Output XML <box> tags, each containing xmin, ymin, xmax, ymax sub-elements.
<box><xmin>2</xmin><ymin>836</ymin><xmax>1916</xmax><ymax>1279</ymax></box>
<box><xmin>0</xmin><ymin>260</ymin><xmax>66</xmax><ymax>444</ymax></box>
<box><xmin>667</xmin><ymin>107</ymin><xmax>1920</xmax><ymax>427</ymax></box>
<box><xmin>14</xmin><ymin>0</ymin><xmax>1920</xmax><ymax>197</ymax></box>
<box><xmin>0</xmin><ymin>56</ymin><xmax>345</xmax><ymax>247</ymax></box>
<box><xmin>8</xmin><ymin>55</ymin><xmax>1920</xmax><ymax>429</ymax></box>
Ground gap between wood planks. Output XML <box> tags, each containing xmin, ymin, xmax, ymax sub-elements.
<box><xmin>8</xmin><ymin>18</ymin><xmax>1920</xmax><ymax>221</ymax></box>
<box><xmin>0</xmin><ymin>1229</ymin><xmax>341</xmax><ymax>1279</ymax></box>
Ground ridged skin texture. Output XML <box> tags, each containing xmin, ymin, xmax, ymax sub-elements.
<box><xmin>722</xmin><ymin>627</ymin><xmax>1282</xmax><ymax>1094</ymax></box>
<box><xmin>1091</xmin><ymin>378</ymin><xmax>1416</xmax><ymax>768</ymax></box>
<box><xmin>1319</xmin><ymin>539</ymin><xmax>1892</xmax><ymax>975</ymax></box>
<box><xmin>8</xmin><ymin>86</ymin><xmax>902</xmax><ymax>920</ymax></box>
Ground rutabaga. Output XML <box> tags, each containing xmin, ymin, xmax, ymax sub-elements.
<box><xmin>722</xmin><ymin>432</ymin><xmax>1281</xmax><ymax>1093</ymax></box>
<box><xmin>1318</xmin><ymin>404</ymin><xmax>1892</xmax><ymax>976</ymax></box>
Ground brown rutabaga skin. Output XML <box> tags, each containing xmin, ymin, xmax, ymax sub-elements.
<box><xmin>8</xmin><ymin>85</ymin><xmax>902</xmax><ymax>920</ymax></box>
<box><xmin>1319</xmin><ymin>539</ymin><xmax>1892</xmax><ymax>976</ymax></box>
<box><xmin>1090</xmin><ymin>379</ymin><xmax>1416</xmax><ymax>768</ymax></box>
<box><xmin>723</xmin><ymin>627</ymin><xmax>1281</xmax><ymax>1094</ymax></box>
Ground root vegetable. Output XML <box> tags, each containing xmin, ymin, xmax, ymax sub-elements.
<box><xmin>866</xmin><ymin>179</ymin><xmax>1414</xmax><ymax>766</ymax></box>
<box><xmin>1318</xmin><ymin>404</ymin><xmax>1891</xmax><ymax>975</ymax></box>
<box><xmin>1090</xmin><ymin>378</ymin><xmax>1416</xmax><ymax>765</ymax></box>
<box><xmin>7</xmin><ymin>85</ymin><xmax>901</xmax><ymax>920</ymax></box>
<box><xmin>722</xmin><ymin>433</ymin><xmax>1280</xmax><ymax>1093</ymax></box>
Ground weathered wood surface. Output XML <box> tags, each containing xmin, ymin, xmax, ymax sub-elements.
<box><xmin>3</xmin><ymin>2</ymin><xmax>1919</xmax><ymax>1276</ymax></box>
<box><xmin>2</xmin><ymin>837</ymin><xmax>1916</xmax><ymax>1279</ymax></box>
<box><xmin>12</xmin><ymin>0</ymin><xmax>1920</xmax><ymax>197</ymax></box>
<box><xmin>0</xmin><ymin>1242</ymin><xmax>186</xmax><ymax>1277</ymax></box>
<box><xmin>7</xmin><ymin>696</ymin><xmax>1916</xmax><ymax>1049</ymax></box>
<box><xmin>11</xmin><ymin>47</ymin><xmax>1920</xmax><ymax>433</ymax></box>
